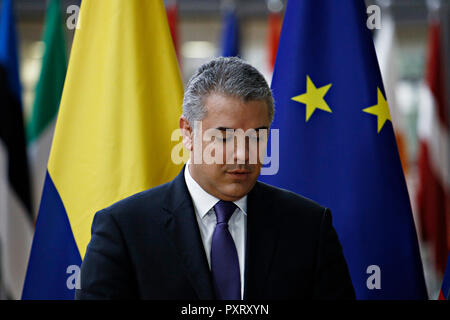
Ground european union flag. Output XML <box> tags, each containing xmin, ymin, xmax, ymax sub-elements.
<box><xmin>260</xmin><ymin>0</ymin><xmax>428</xmax><ymax>299</ymax></box>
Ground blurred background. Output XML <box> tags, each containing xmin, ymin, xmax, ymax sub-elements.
<box><xmin>0</xmin><ymin>0</ymin><xmax>449</xmax><ymax>299</ymax></box>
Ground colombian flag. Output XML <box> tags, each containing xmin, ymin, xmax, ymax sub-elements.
<box><xmin>22</xmin><ymin>0</ymin><xmax>183</xmax><ymax>299</ymax></box>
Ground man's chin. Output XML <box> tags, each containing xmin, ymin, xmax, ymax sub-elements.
<box><xmin>220</xmin><ymin>182</ymin><xmax>256</xmax><ymax>200</ymax></box>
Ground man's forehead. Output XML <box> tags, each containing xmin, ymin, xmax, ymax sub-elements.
<box><xmin>215</xmin><ymin>126</ymin><xmax>269</xmax><ymax>131</ymax></box>
<box><xmin>203</xmin><ymin>94</ymin><xmax>269</xmax><ymax>115</ymax></box>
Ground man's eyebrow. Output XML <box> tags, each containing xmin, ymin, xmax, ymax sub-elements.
<box><xmin>215</xmin><ymin>126</ymin><xmax>269</xmax><ymax>131</ymax></box>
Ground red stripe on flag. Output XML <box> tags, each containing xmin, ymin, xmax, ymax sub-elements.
<box><xmin>417</xmin><ymin>142</ymin><xmax>449</xmax><ymax>275</ymax></box>
<box><xmin>417</xmin><ymin>20</ymin><xmax>449</xmax><ymax>276</ymax></box>
<box><xmin>267</xmin><ymin>12</ymin><xmax>283</xmax><ymax>71</ymax></box>
<box><xmin>425</xmin><ymin>23</ymin><xmax>448</xmax><ymax>128</ymax></box>
<box><xmin>166</xmin><ymin>2</ymin><xmax>180</xmax><ymax>66</ymax></box>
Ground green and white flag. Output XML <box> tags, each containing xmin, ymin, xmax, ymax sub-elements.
<box><xmin>27</xmin><ymin>0</ymin><xmax>67</xmax><ymax>215</ymax></box>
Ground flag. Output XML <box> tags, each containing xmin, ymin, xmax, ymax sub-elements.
<box><xmin>374</xmin><ymin>7</ymin><xmax>408</xmax><ymax>174</ymax></box>
<box><xmin>22</xmin><ymin>0</ymin><xmax>184</xmax><ymax>299</ymax></box>
<box><xmin>260</xmin><ymin>0</ymin><xmax>427</xmax><ymax>299</ymax></box>
<box><xmin>26</xmin><ymin>0</ymin><xmax>67</xmax><ymax>218</ymax></box>
<box><xmin>166</xmin><ymin>0</ymin><xmax>180</xmax><ymax>63</ymax></box>
<box><xmin>416</xmin><ymin>17</ymin><xmax>449</xmax><ymax>278</ymax></box>
<box><xmin>221</xmin><ymin>6</ymin><xmax>239</xmax><ymax>57</ymax></box>
<box><xmin>0</xmin><ymin>0</ymin><xmax>33</xmax><ymax>299</ymax></box>
<box><xmin>439</xmin><ymin>252</ymin><xmax>450</xmax><ymax>300</ymax></box>
<box><xmin>267</xmin><ymin>10</ymin><xmax>283</xmax><ymax>71</ymax></box>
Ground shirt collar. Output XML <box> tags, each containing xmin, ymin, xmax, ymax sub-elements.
<box><xmin>184</xmin><ymin>160</ymin><xmax>247</xmax><ymax>219</ymax></box>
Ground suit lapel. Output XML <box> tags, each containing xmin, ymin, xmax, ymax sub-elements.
<box><xmin>162</xmin><ymin>167</ymin><xmax>215</xmax><ymax>300</ymax></box>
<box><xmin>161</xmin><ymin>169</ymin><xmax>280</xmax><ymax>300</ymax></box>
<box><xmin>244</xmin><ymin>181</ymin><xmax>282</xmax><ymax>300</ymax></box>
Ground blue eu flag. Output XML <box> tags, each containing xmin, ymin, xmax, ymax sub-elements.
<box><xmin>260</xmin><ymin>0</ymin><xmax>428</xmax><ymax>299</ymax></box>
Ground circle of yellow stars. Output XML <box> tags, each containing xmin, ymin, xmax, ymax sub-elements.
<box><xmin>291</xmin><ymin>75</ymin><xmax>391</xmax><ymax>134</ymax></box>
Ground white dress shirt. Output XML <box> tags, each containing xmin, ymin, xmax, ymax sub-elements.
<box><xmin>184</xmin><ymin>162</ymin><xmax>247</xmax><ymax>299</ymax></box>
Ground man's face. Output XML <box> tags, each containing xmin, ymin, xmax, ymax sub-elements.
<box><xmin>180</xmin><ymin>93</ymin><xmax>270</xmax><ymax>201</ymax></box>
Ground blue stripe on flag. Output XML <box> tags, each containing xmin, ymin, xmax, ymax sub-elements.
<box><xmin>22</xmin><ymin>172</ymin><xmax>81</xmax><ymax>300</ymax></box>
<box><xmin>0</xmin><ymin>0</ymin><xmax>22</xmax><ymax>102</ymax></box>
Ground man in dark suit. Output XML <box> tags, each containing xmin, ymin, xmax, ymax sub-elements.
<box><xmin>76</xmin><ymin>57</ymin><xmax>355</xmax><ymax>300</ymax></box>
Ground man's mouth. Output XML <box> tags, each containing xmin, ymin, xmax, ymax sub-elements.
<box><xmin>226</xmin><ymin>169</ymin><xmax>251</xmax><ymax>179</ymax></box>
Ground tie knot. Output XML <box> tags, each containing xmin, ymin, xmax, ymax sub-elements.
<box><xmin>214</xmin><ymin>200</ymin><xmax>237</xmax><ymax>224</ymax></box>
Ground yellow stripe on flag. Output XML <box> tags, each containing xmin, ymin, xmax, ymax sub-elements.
<box><xmin>48</xmin><ymin>0</ymin><xmax>184</xmax><ymax>258</ymax></box>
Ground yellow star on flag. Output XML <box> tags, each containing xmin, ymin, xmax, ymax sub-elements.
<box><xmin>362</xmin><ymin>88</ymin><xmax>391</xmax><ymax>133</ymax></box>
<box><xmin>291</xmin><ymin>75</ymin><xmax>332</xmax><ymax>122</ymax></box>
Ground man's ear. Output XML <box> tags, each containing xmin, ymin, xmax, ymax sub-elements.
<box><xmin>179</xmin><ymin>116</ymin><xmax>193</xmax><ymax>151</ymax></box>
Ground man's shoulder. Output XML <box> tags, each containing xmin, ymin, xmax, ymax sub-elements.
<box><xmin>256</xmin><ymin>181</ymin><xmax>325</xmax><ymax>209</ymax></box>
<box><xmin>95</xmin><ymin>180</ymin><xmax>172</xmax><ymax>222</ymax></box>
<box><xmin>254</xmin><ymin>181</ymin><xmax>328</xmax><ymax>217</ymax></box>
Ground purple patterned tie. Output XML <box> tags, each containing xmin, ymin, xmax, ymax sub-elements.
<box><xmin>211</xmin><ymin>200</ymin><xmax>241</xmax><ymax>300</ymax></box>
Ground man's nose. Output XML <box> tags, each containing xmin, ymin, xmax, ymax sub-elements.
<box><xmin>233</xmin><ymin>136</ymin><xmax>249</xmax><ymax>164</ymax></box>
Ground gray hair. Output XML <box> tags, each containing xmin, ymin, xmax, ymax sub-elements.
<box><xmin>182</xmin><ymin>57</ymin><xmax>274</xmax><ymax>126</ymax></box>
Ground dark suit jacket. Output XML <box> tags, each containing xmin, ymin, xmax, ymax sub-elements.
<box><xmin>76</xmin><ymin>167</ymin><xmax>355</xmax><ymax>300</ymax></box>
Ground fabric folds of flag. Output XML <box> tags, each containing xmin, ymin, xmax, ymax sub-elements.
<box><xmin>166</xmin><ymin>0</ymin><xmax>180</xmax><ymax>64</ymax></box>
<box><xmin>416</xmin><ymin>17</ymin><xmax>449</xmax><ymax>278</ymax></box>
<box><xmin>374</xmin><ymin>6</ymin><xmax>408</xmax><ymax>174</ymax></box>
<box><xmin>267</xmin><ymin>9</ymin><xmax>283</xmax><ymax>71</ymax></box>
<box><xmin>26</xmin><ymin>0</ymin><xmax>67</xmax><ymax>218</ymax></box>
<box><xmin>22</xmin><ymin>0</ymin><xmax>184</xmax><ymax>299</ymax></box>
<box><xmin>260</xmin><ymin>0</ymin><xmax>427</xmax><ymax>299</ymax></box>
<box><xmin>0</xmin><ymin>0</ymin><xmax>33</xmax><ymax>299</ymax></box>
